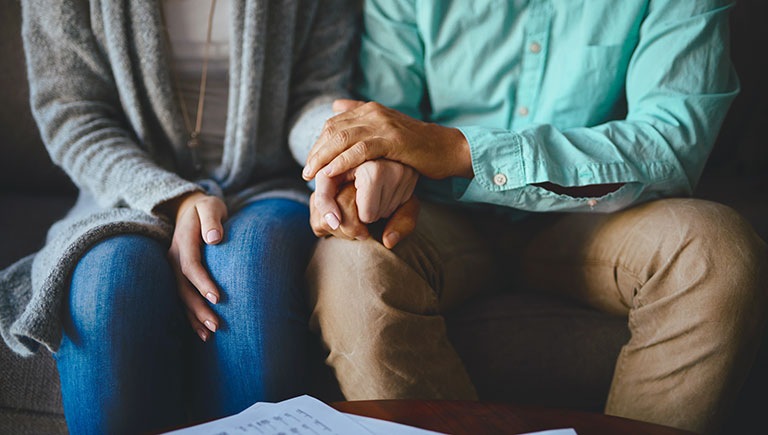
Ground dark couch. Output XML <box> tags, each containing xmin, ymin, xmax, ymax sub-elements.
<box><xmin>1</xmin><ymin>0</ymin><xmax>766</xmax><ymax>433</ymax></box>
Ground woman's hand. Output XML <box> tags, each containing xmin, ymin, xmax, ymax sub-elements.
<box><xmin>165</xmin><ymin>192</ymin><xmax>228</xmax><ymax>342</ymax></box>
<box><xmin>312</xmin><ymin>159</ymin><xmax>419</xmax><ymax>230</ymax></box>
<box><xmin>302</xmin><ymin>100</ymin><xmax>474</xmax><ymax>182</ymax></box>
<box><xmin>310</xmin><ymin>182</ymin><xmax>420</xmax><ymax>249</ymax></box>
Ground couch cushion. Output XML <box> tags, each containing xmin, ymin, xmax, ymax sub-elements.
<box><xmin>0</xmin><ymin>410</ymin><xmax>66</xmax><ymax>435</ymax></box>
<box><xmin>0</xmin><ymin>193</ymin><xmax>75</xmax><ymax>270</ymax></box>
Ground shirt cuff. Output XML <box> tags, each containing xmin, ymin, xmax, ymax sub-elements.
<box><xmin>457</xmin><ymin>125</ymin><xmax>526</xmax><ymax>193</ymax></box>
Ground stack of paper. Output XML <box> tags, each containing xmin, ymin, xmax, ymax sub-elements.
<box><xmin>164</xmin><ymin>395</ymin><xmax>577</xmax><ymax>435</ymax></box>
<box><xmin>164</xmin><ymin>395</ymin><xmax>444</xmax><ymax>435</ymax></box>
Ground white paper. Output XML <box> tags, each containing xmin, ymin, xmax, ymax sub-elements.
<box><xmin>343</xmin><ymin>413</ymin><xmax>447</xmax><ymax>434</ymax></box>
<box><xmin>163</xmin><ymin>394</ymin><xmax>577</xmax><ymax>435</ymax></box>
<box><xmin>164</xmin><ymin>395</ymin><xmax>374</xmax><ymax>435</ymax></box>
<box><xmin>522</xmin><ymin>430</ymin><xmax>578</xmax><ymax>435</ymax></box>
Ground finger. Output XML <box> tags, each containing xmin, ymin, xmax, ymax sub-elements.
<box><xmin>169</xmin><ymin>246</ymin><xmax>219</xmax><ymax>334</ymax></box>
<box><xmin>304</xmin><ymin>102</ymin><xmax>384</xmax><ymax>178</ymax></box>
<box><xmin>322</xmin><ymin>138</ymin><xmax>388</xmax><ymax>179</ymax></box>
<box><xmin>332</xmin><ymin>99</ymin><xmax>366</xmax><ymax>113</ymax></box>
<box><xmin>377</xmin><ymin>165</ymin><xmax>406</xmax><ymax>220</ymax></box>
<box><xmin>176</xmin><ymin>214</ymin><xmax>221</xmax><ymax>304</ymax></box>
<box><xmin>197</xmin><ymin>197</ymin><xmax>227</xmax><ymax>244</ymax></box>
<box><xmin>386</xmin><ymin>168</ymin><xmax>418</xmax><ymax>218</ymax></box>
<box><xmin>355</xmin><ymin>167</ymin><xmax>383</xmax><ymax>224</ymax></box>
<box><xmin>185</xmin><ymin>309</ymin><xmax>211</xmax><ymax>342</ymax></box>
<box><xmin>177</xmin><ymin>276</ymin><xmax>219</xmax><ymax>333</ymax></box>
<box><xmin>304</xmin><ymin>125</ymin><xmax>374</xmax><ymax>181</ymax></box>
<box><xmin>337</xmin><ymin>183</ymin><xmax>370</xmax><ymax>241</ymax></box>
<box><xmin>309</xmin><ymin>193</ymin><xmax>331</xmax><ymax>237</ymax></box>
<box><xmin>382</xmin><ymin>196</ymin><xmax>420</xmax><ymax>249</ymax></box>
<box><xmin>303</xmin><ymin>111</ymin><xmax>362</xmax><ymax>178</ymax></box>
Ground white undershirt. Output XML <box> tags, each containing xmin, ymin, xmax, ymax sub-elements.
<box><xmin>163</xmin><ymin>0</ymin><xmax>231</xmax><ymax>174</ymax></box>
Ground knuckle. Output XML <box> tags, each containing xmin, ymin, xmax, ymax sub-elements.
<box><xmin>354</xmin><ymin>141</ymin><xmax>370</xmax><ymax>159</ymax></box>
<box><xmin>179</xmin><ymin>260</ymin><xmax>191</xmax><ymax>275</ymax></box>
<box><xmin>322</xmin><ymin>121</ymin><xmax>336</xmax><ymax>138</ymax></box>
<box><xmin>333</xmin><ymin>129</ymin><xmax>350</xmax><ymax>148</ymax></box>
<box><xmin>180</xmin><ymin>260</ymin><xmax>197</xmax><ymax>278</ymax></box>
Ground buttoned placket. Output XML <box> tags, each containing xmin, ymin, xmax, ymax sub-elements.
<box><xmin>511</xmin><ymin>0</ymin><xmax>551</xmax><ymax>132</ymax></box>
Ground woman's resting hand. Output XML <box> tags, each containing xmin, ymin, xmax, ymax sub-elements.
<box><xmin>166</xmin><ymin>192</ymin><xmax>228</xmax><ymax>342</ymax></box>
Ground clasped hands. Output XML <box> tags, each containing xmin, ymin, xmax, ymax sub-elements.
<box><xmin>303</xmin><ymin>99</ymin><xmax>473</xmax><ymax>249</ymax></box>
<box><xmin>166</xmin><ymin>99</ymin><xmax>473</xmax><ymax>341</ymax></box>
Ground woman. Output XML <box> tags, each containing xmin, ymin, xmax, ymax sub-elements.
<box><xmin>0</xmin><ymin>0</ymin><xmax>355</xmax><ymax>433</ymax></box>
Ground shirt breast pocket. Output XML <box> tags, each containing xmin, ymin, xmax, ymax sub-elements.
<box><xmin>578</xmin><ymin>0</ymin><xmax>646</xmax><ymax>46</ymax></box>
<box><xmin>552</xmin><ymin>44</ymin><xmax>630</xmax><ymax>125</ymax></box>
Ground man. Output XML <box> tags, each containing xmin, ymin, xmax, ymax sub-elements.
<box><xmin>300</xmin><ymin>1</ymin><xmax>767</xmax><ymax>433</ymax></box>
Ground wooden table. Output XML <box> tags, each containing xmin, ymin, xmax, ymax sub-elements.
<box><xmin>331</xmin><ymin>400</ymin><xmax>698</xmax><ymax>435</ymax></box>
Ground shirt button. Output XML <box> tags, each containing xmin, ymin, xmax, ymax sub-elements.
<box><xmin>529</xmin><ymin>42</ymin><xmax>542</xmax><ymax>53</ymax></box>
<box><xmin>518</xmin><ymin>106</ymin><xmax>530</xmax><ymax>116</ymax></box>
<box><xmin>493</xmin><ymin>173</ymin><xmax>507</xmax><ymax>186</ymax></box>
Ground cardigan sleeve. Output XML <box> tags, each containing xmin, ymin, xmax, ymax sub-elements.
<box><xmin>21</xmin><ymin>0</ymin><xmax>201</xmax><ymax>216</ymax></box>
<box><xmin>287</xmin><ymin>0</ymin><xmax>359</xmax><ymax>166</ymax></box>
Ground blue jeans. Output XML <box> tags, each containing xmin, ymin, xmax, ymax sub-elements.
<box><xmin>55</xmin><ymin>198</ymin><xmax>315</xmax><ymax>434</ymax></box>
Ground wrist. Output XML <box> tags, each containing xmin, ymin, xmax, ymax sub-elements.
<box><xmin>444</xmin><ymin>126</ymin><xmax>474</xmax><ymax>179</ymax></box>
<box><xmin>159</xmin><ymin>191</ymin><xmax>207</xmax><ymax>222</ymax></box>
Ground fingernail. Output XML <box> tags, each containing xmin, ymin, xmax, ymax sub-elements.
<box><xmin>385</xmin><ymin>231</ymin><xmax>401</xmax><ymax>248</ymax></box>
<box><xmin>322</xmin><ymin>165</ymin><xmax>333</xmax><ymax>176</ymax></box>
<box><xmin>206</xmin><ymin>229</ymin><xmax>221</xmax><ymax>243</ymax></box>
<box><xmin>356</xmin><ymin>234</ymin><xmax>369</xmax><ymax>241</ymax></box>
<box><xmin>205</xmin><ymin>292</ymin><xmax>218</xmax><ymax>304</ymax></box>
<box><xmin>197</xmin><ymin>329</ymin><xmax>208</xmax><ymax>342</ymax></box>
<box><xmin>302</xmin><ymin>166</ymin><xmax>311</xmax><ymax>178</ymax></box>
<box><xmin>204</xmin><ymin>320</ymin><xmax>217</xmax><ymax>332</ymax></box>
<box><xmin>324</xmin><ymin>213</ymin><xmax>340</xmax><ymax>230</ymax></box>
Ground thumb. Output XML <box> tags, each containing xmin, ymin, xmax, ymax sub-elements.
<box><xmin>197</xmin><ymin>197</ymin><xmax>227</xmax><ymax>245</ymax></box>
<box><xmin>332</xmin><ymin>99</ymin><xmax>366</xmax><ymax>113</ymax></box>
<box><xmin>382</xmin><ymin>196</ymin><xmax>420</xmax><ymax>249</ymax></box>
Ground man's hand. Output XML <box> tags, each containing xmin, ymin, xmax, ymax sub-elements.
<box><xmin>310</xmin><ymin>183</ymin><xmax>420</xmax><ymax>249</ymax></box>
<box><xmin>302</xmin><ymin>100</ymin><xmax>474</xmax><ymax>182</ymax></box>
<box><xmin>165</xmin><ymin>192</ymin><xmax>227</xmax><ymax>342</ymax></box>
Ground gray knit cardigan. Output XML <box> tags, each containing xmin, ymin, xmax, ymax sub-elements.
<box><xmin>0</xmin><ymin>0</ymin><xmax>356</xmax><ymax>356</ymax></box>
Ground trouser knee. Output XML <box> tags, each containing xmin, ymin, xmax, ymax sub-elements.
<box><xmin>642</xmin><ymin>199</ymin><xmax>768</xmax><ymax>322</ymax></box>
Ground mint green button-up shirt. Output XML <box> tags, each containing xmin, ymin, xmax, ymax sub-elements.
<box><xmin>358</xmin><ymin>0</ymin><xmax>738</xmax><ymax>214</ymax></box>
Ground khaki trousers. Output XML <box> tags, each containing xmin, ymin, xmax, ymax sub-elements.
<box><xmin>306</xmin><ymin>198</ymin><xmax>768</xmax><ymax>434</ymax></box>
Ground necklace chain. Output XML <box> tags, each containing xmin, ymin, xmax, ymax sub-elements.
<box><xmin>160</xmin><ymin>0</ymin><xmax>218</xmax><ymax>173</ymax></box>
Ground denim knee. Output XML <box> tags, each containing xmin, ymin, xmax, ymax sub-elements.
<box><xmin>204</xmin><ymin>199</ymin><xmax>312</xmax><ymax>314</ymax></box>
<box><xmin>189</xmin><ymin>199</ymin><xmax>314</xmax><ymax>410</ymax></box>
<box><xmin>66</xmin><ymin>234</ymin><xmax>178</xmax><ymax>344</ymax></box>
